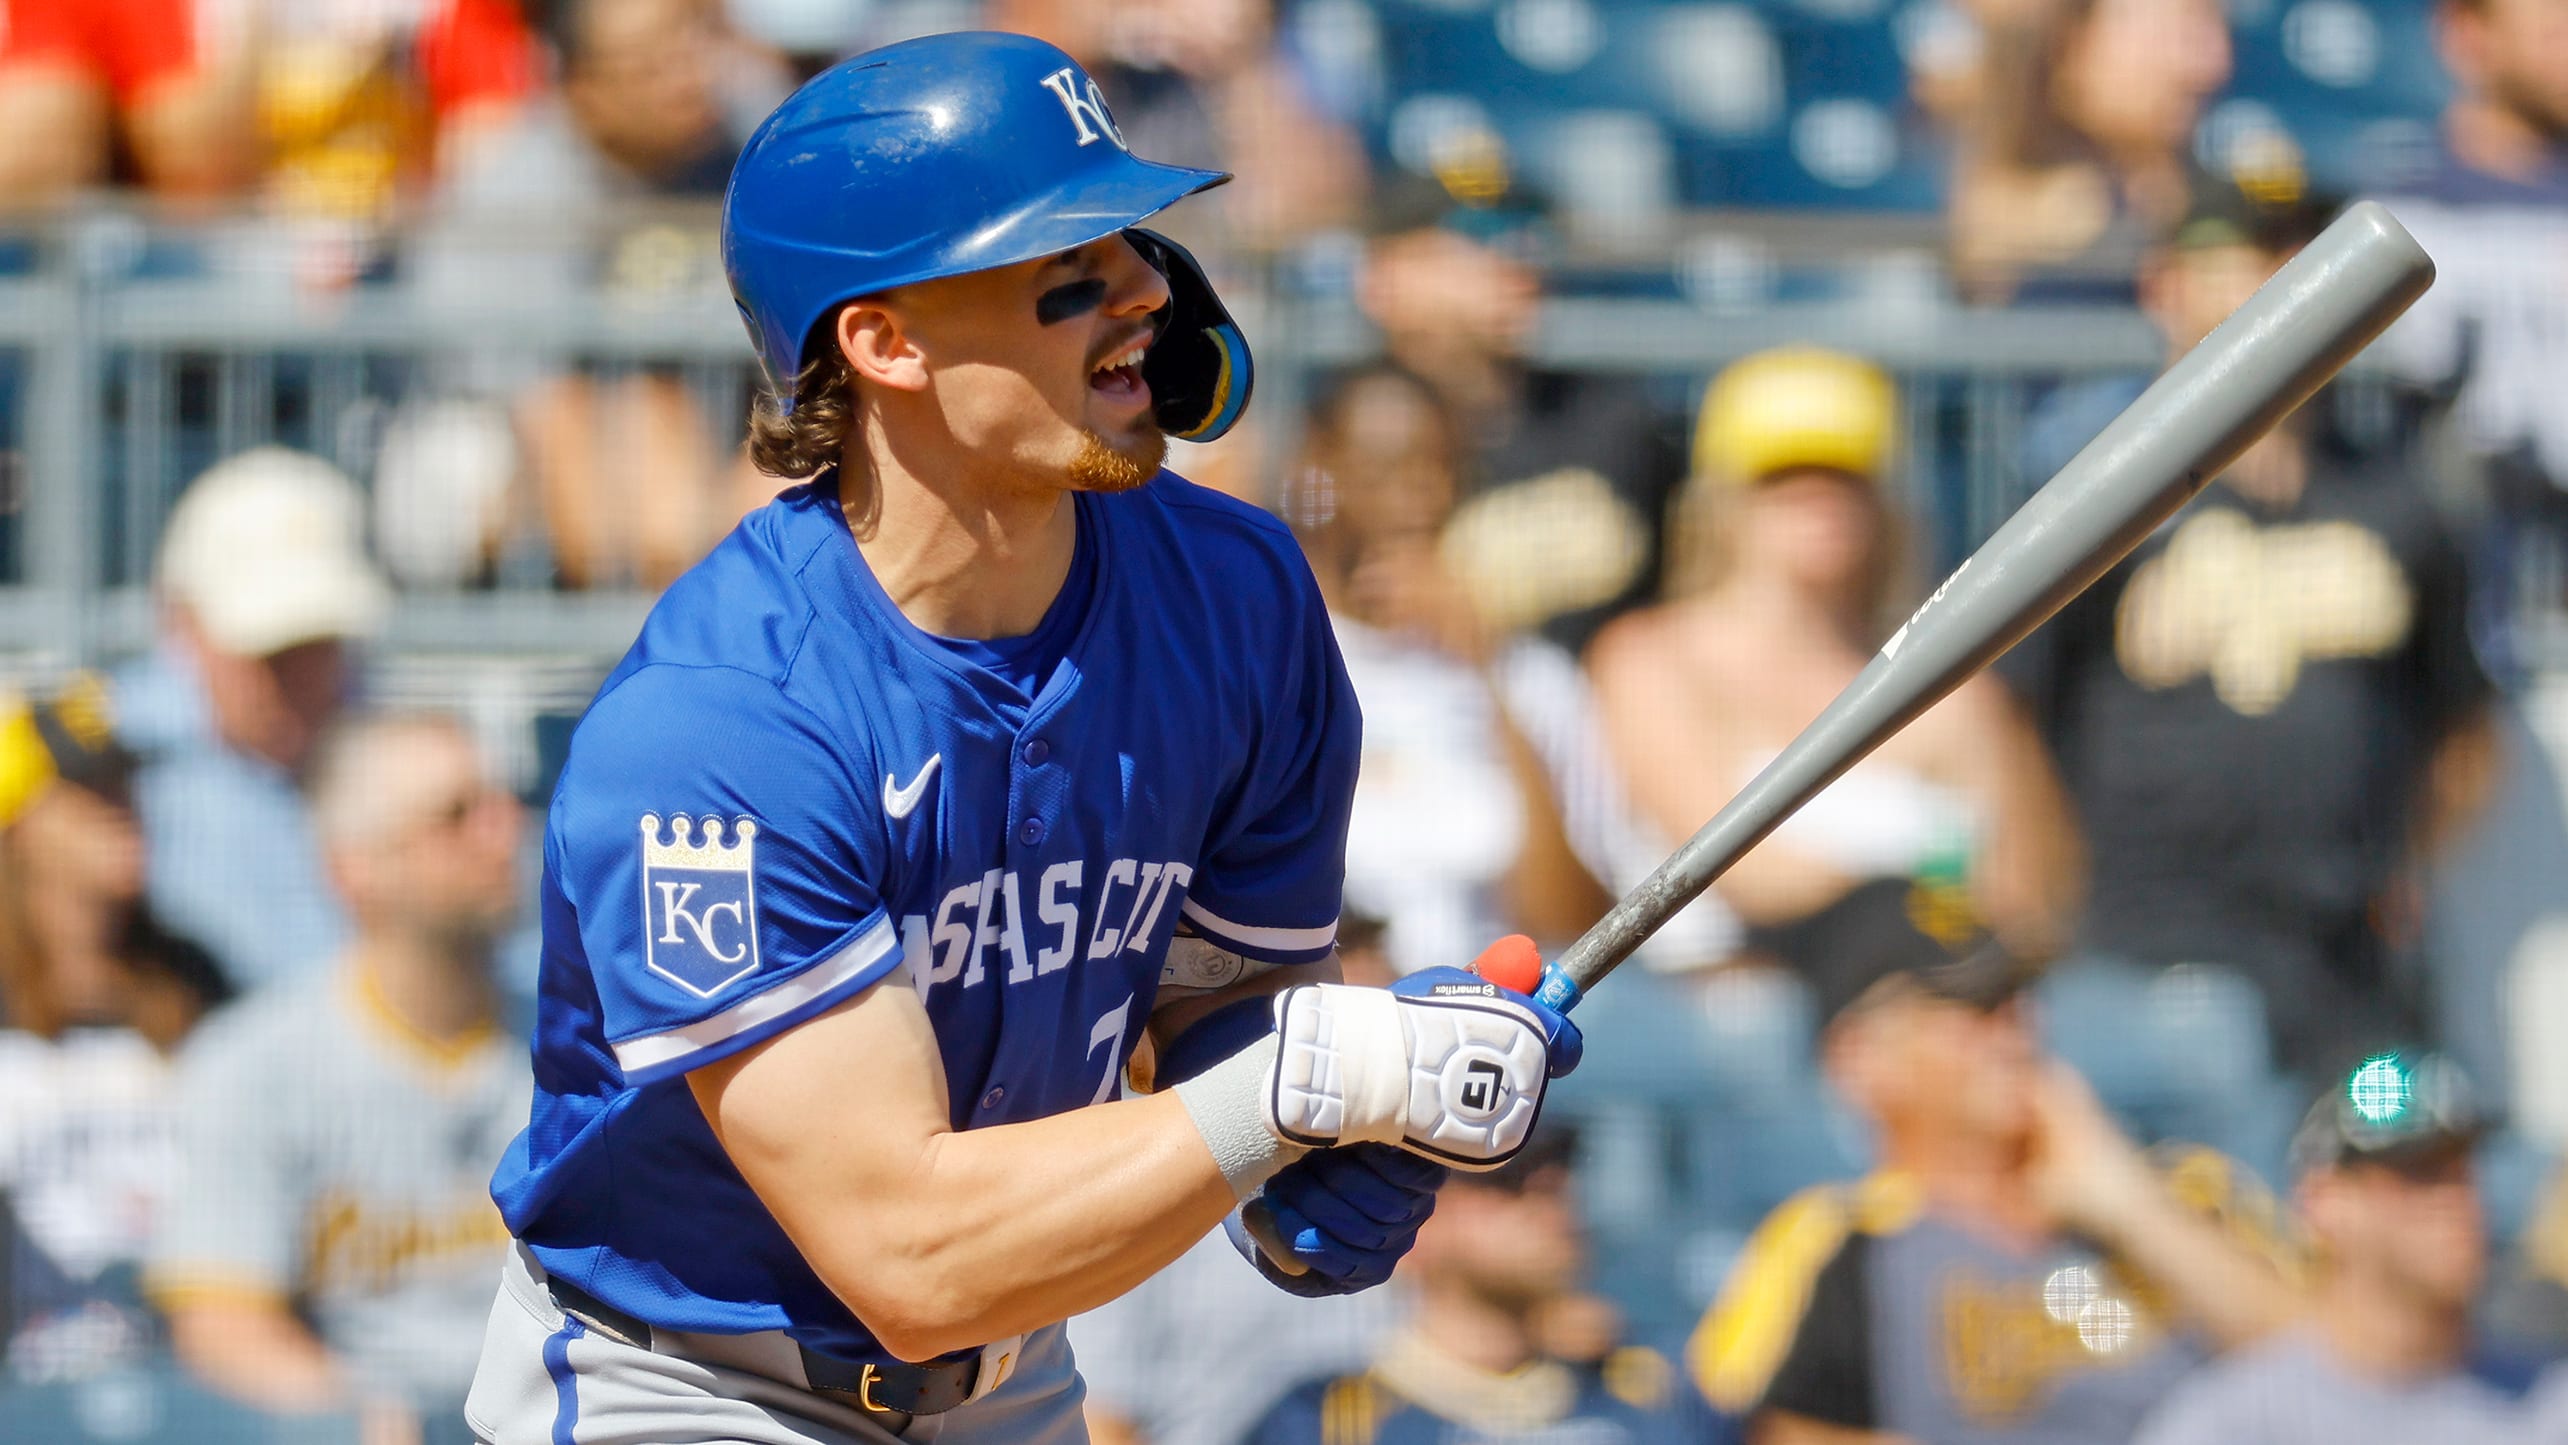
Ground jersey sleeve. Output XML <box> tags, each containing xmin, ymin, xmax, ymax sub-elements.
<box><xmin>146</xmin><ymin>1014</ymin><xmax>297</xmax><ymax>1306</ymax></box>
<box><xmin>552</xmin><ymin>663</ymin><xmax>905</xmax><ymax>1085</ymax></box>
<box><xmin>1176</xmin><ymin>566</ymin><xmax>1360</xmax><ymax>967</ymax></box>
<box><xmin>1756</xmin><ymin>1238</ymin><xmax>1878</xmax><ymax>1427</ymax></box>
<box><xmin>1688</xmin><ymin>1185</ymin><xmax>1870</xmax><ymax>1420</ymax></box>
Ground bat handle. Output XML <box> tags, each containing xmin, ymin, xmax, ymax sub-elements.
<box><xmin>1468</xmin><ymin>934</ymin><xmax>1585</xmax><ymax>1016</ymax></box>
<box><xmin>1240</xmin><ymin>1196</ymin><xmax>1308</xmax><ymax>1276</ymax></box>
<box><xmin>1532</xmin><ymin>965</ymin><xmax>1584</xmax><ymax>1015</ymax></box>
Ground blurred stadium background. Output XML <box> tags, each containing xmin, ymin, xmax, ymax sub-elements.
<box><xmin>10</xmin><ymin>0</ymin><xmax>2568</xmax><ymax>1440</ymax></box>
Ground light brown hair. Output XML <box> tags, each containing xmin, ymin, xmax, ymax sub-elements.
<box><xmin>746</xmin><ymin>321</ymin><xmax>857</xmax><ymax>481</ymax></box>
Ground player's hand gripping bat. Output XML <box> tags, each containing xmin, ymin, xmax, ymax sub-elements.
<box><xmin>1251</xmin><ymin>200</ymin><xmax>2434</xmax><ymax>1277</ymax></box>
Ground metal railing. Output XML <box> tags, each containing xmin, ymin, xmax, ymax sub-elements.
<box><xmin>0</xmin><ymin>249</ymin><xmax>2181</xmax><ymax>656</ymax></box>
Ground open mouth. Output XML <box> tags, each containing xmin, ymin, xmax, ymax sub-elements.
<box><xmin>1089</xmin><ymin>337</ymin><xmax>1150</xmax><ymax>406</ymax></box>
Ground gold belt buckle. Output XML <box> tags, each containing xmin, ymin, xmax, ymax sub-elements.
<box><xmin>856</xmin><ymin>1364</ymin><xmax>891</xmax><ymax>1413</ymax></box>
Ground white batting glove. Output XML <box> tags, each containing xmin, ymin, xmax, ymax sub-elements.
<box><xmin>1262</xmin><ymin>978</ymin><xmax>1553</xmax><ymax>1170</ymax></box>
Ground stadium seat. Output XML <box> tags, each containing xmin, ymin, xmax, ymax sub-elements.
<box><xmin>0</xmin><ymin>1364</ymin><xmax>364</xmax><ymax>1445</ymax></box>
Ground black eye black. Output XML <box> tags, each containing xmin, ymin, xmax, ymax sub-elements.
<box><xmin>1036</xmin><ymin>278</ymin><xmax>1109</xmax><ymax>326</ymax></box>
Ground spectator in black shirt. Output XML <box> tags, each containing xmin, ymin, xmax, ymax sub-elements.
<box><xmin>2006</xmin><ymin>184</ymin><xmax>2501</xmax><ymax>1182</ymax></box>
<box><xmin>1356</xmin><ymin>153</ymin><xmax>1689</xmax><ymax>657</ymax></box>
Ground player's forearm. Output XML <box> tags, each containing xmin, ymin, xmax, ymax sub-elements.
<box><xmin>693</xmin><ymin>981</ymin><xmax>1250</xmax><ymax>1360</ymax></box>
<box><xmin>2084</xmin><ymin>1191</ymin><xmax>2302</xmax><ymax>1349</ymax></box>
<box><xmin>797</xmin><ymin>1090</ymin><xmax>1236</xmax><ymax>1360</ymax></box>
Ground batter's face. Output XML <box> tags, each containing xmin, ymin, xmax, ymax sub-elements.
<box><xmin>854</xmin><ymin>233</ymin><xmax>1172</xmax><ymax>494</ymax></box>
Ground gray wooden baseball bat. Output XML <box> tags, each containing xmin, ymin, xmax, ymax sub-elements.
<box><xmin>1534</xmin><ymin>199</ymin><xmax>2436</xmax><ymax>1011</ymax></box>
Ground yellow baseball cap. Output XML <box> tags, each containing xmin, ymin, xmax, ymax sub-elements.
<box><xmin>1693</xmin><ymin>347</ymin><xmax>1898</xmax><ymax>486</ymax></box>
<box><xmin>0</xmin><ymin>673</ymin><xmax>127</xmax><ymax>830</ymax></box>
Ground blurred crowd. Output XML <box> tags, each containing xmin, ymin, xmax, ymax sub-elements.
<box><xmin>9</xmin><ymin>0</ymin><xmax>2568</xmax><ymax>1442</ymax></box>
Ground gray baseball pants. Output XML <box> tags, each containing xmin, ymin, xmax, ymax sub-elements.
<box><xmin>466</xmin><ymin>1245</ymin><xmax>1088</xmax><ymax>1445</ymax></box>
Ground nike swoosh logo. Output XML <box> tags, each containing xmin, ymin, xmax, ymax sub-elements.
<box><xmin>883</xmin><ymin>755</ymin><xmax>941</xmax><ymax>820</ymax></box>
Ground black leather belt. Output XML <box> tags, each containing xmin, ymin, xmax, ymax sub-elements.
<box><xmin>546</xmin><ymin>1276</ymin><xmax>983</xmax><ymax>1416</ymax></box>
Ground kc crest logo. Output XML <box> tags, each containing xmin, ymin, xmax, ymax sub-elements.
<box><xmin>639</xmin><ymin>814</ymin><xmax>762</xmax><ymax>997</ymax></box>
<box><xmin>1038</xmin><ymin>66</ymin><xmax>1126</xmax><ymax>150</ymax></box>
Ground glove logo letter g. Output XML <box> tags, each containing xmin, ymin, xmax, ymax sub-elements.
<box><xmin>1453</xmin><ymin>1054</ymin><xmax>1508</xmax><ymax>1119</ymax></box>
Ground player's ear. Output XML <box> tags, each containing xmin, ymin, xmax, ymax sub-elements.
<box><xmin>836</xmin><ymin>301</ymin><xmax>929</xmax><ymax>393</ymax></box>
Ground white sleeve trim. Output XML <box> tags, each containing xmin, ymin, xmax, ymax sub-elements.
<box><xmin>1178</xmin><ymin>898</ymin><xmax>1337</xmax><ymax>955</ymax></box>
<box><xmin>611</xmin><ymin>919</ymin><xmax>899</xmax><ymax>1078</ymax></box>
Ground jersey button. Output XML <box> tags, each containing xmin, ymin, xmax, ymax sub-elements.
<box><xmin>980</xmin><ymin>1087</ymin><xmax>1006</xmax><ymax>1111</ymax></box>
<box><xmin>1018</xmin><ymin>818</ymin><xmax>1046</xmax><ymax>846</ymax></box>
<box><xmin>1021</xmin><ymin>738</ymin><xmax>1050</xmax><ymax>766</ymax></box>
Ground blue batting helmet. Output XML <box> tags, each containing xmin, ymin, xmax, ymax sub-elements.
<box><xmin>722</xmin><ymin>31</ymin><xmax>1228</xmax><ymax>396</ymax></box>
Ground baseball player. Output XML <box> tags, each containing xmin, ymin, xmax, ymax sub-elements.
<box><xmin>467</xmin><ymin>31</ymin><xmax>1580</xmax><ymax>1445</ymax></box>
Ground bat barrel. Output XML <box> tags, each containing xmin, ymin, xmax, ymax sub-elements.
<box><xmin>1551</xmin><ymin>201</ymin><xmax>2434</xmax><ymax>998</ymax></box>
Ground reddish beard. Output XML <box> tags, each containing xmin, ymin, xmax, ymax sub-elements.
<box><xmin>1067</xmin><ymin>424</ymin><xmax>1167</xmax><ymax>494</ymax></box>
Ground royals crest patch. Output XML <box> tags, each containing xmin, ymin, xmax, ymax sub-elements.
<box><xmin>639</xmin><ymin>813</ymin><xmax>762</xmax><ymax>997</ymax></box>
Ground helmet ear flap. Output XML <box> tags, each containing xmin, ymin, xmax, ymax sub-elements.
<box><xmin>1126</xmin><ymin>228</ymin><xmax>1255</xmax><ymax>444</ymax></box>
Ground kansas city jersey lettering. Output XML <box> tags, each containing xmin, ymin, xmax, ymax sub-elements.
<box><xmin>902</xmin><ymin>859</ymin><xmax>1194</xmax><ymax>994</ymax></box>
<box><xmin>639</xmin><ymin>814</ymin><xmax>762</xmax><ymax>996</ymax></box>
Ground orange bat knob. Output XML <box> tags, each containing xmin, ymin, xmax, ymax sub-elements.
<box><xmin>1470</xmin><ymin>934</ymin><xmax>1544</xmax><ymax>995</ymax></box>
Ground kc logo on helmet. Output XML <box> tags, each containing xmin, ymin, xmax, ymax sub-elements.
<box><xmin>1039</xmin><ymin>66</ymin><xmax>1126</xmax><ymax>150</ymax></box>
<box><xmin>639</xmin><ymin>813</ymin><xmax>762</xmax><ymax>996</ymax></box>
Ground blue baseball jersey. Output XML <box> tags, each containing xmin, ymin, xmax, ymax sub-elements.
<box><xmin>489</xmin><ymin>472</ymin><xmax>1359</xmax><ymax>1363</ymax></box>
